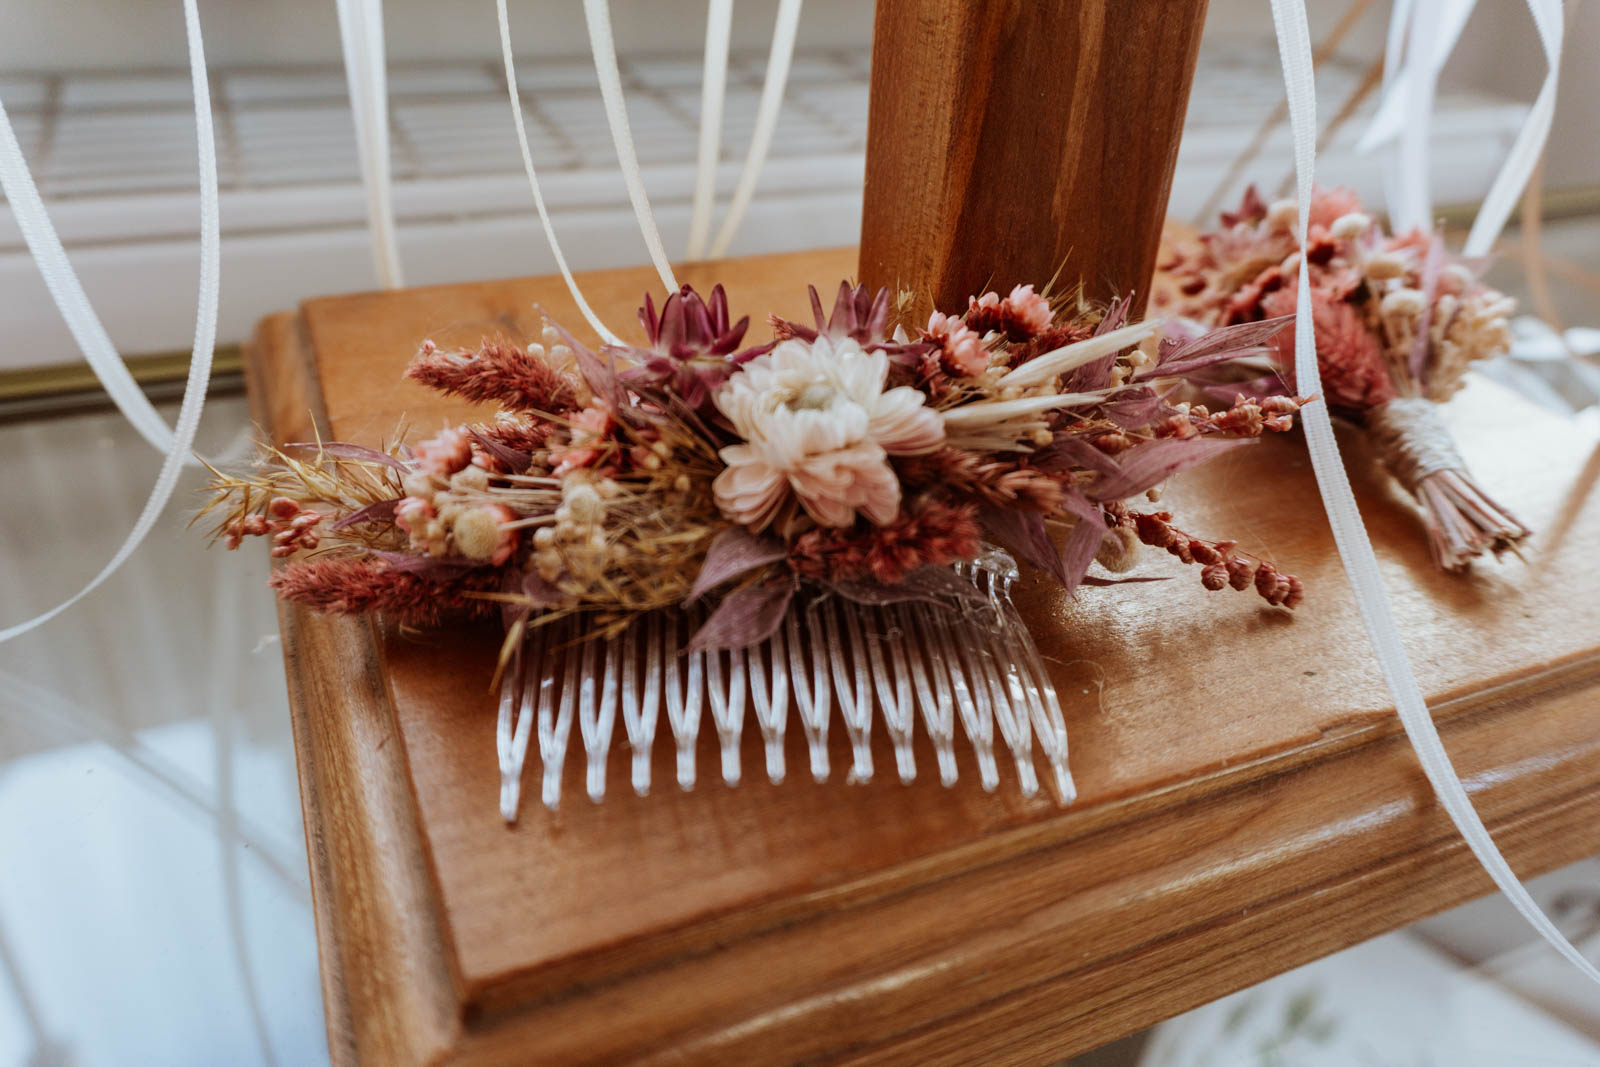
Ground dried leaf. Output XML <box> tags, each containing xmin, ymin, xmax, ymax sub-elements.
<box><xmin>687</xmin><ymin>527</ymin><xmax>787</xmax><ymax>601</ymax></box>
<box><xmin>1086</xmin><ymin>437</ymin><xmax>1254</xmax><ymax>501</ymax></box>
<box><xmin>1059</xmin><ymin>512</ymin><xmax>1106</xmax><ymax>597</ymax></box>
<box><xmin>1138</xmin><ymin>315</ymin><xmax>1294</xmax><ymax>381</ymax></box>
<box><xmin>329</xmin><ymin>498</ymin><xmax>400</xmax><ymax>531</ymax></box>
<box><xmin>688</xmin><ymin>582</ymin><xmax>795</xmax><ymax>652</ymax></box>
<box><xmin>980</xmin><ymin>508</ymin><xmax>1068</xmax><ymax>586</ymax></box>
<box><xmin>371</xmin><ymin>551</ymin><xmax>483</xmax><ymax>579</ymax></box>
<box><xmin>468</xmin><ymin>428</ymin><xmax>533</xmax><ymax>473</ymax></box>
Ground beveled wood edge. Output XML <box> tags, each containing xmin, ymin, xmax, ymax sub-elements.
<box><xmin>247</xmin><ymin>313</ymin><xmax>462</xmax><ymax>1066</ymax></box>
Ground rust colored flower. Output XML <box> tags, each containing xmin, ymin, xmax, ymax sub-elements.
<box><xmin>269</xmin><ymin>557</ymin><xmax>505</xmax><ymax>627</ymax></box>
<box><xmin>405</xmin><ymin>340</ymin><xmax>578</xmax><ymax>413</ymax></box>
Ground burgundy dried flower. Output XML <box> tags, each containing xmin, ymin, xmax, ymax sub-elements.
<box><xmin>405</xmin><ymin>340</ymin><xmax>577</xmax><ymax>413</ymax></box>
<box><xmin>788</xmin><ymin>498</ymin><xmax>981</xmax><ymax>585</ymax></box>
<box><xmin>619</xmin><ymin>284</ymin><xmax>774</xmax><ymax>409</ymax></box>
<box><xmin>1127</xmin><ymin>510</ymin><xmax>1302</xmax><ymax>609</ymax></box>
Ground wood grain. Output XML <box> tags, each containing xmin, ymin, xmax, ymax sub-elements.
<box><xmin>858</xmin><ymin>0</ymin><xmax>1209</xmax><ymax>320</ymax></box>
<box><xmin>248</xmin><ymin>246</ymin><xmax>1600</xmax><ymax>1066</ymax></box>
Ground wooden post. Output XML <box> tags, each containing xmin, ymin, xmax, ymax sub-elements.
<box><xmin>859</xmin><ymin>0</ymin><xmax>1209</xmax><ymax>320</ymax></box>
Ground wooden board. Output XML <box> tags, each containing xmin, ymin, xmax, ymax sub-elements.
<box><xmin>245</xmin><ymin>246</ymin><xmax>1600</xmax><ymax>1066</ymax></box>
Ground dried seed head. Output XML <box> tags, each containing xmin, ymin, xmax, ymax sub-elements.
<box><xmin>1201</xmin><ymin>563</ymin><xmax>1228</xmax><ymax>591</ymax></box>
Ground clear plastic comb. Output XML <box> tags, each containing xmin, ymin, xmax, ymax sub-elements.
<box><xmin>496</xmin><ymin>548</ymin><xmax>1075</xmax><ymax>820</ymax></box>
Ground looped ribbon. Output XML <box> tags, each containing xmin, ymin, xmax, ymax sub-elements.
<box><xmin>1269</xmin><ymin>0</ymin><xmax>1598</xmax><ymax>980</ymax></box>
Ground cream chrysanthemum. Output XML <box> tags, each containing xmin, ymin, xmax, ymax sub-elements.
<box><xmin>713</xmin><ymin>336</ymin><xmax>944</xmax><ymax>529</ymax></box>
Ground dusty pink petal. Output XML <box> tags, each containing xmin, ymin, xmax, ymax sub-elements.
<box><xmin>714</xmin><ymin>446</ymin><xmax>791</xmax><ymax>529</ymax></box>
<box><xmin>1004</xmin><ymin>284</ymin><xmax>1053</xmax><ymax>334</ymax></box>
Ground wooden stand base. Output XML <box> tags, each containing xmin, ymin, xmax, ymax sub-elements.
<box><xmin>244</xmin><ymin>246</ymin><xmax>1600</xmax><ymax>1066</ymax></box>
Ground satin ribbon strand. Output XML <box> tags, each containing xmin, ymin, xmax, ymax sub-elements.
<box><xmin>0</xmin><ymin>0</ymin><xmax>220</xmax><ymax>645</ymax></box>
<box><xmin>0</xmin><ymin>107</ymin><xmax>177</xmax><ymax>456</ymax></box>
<box><xmin>1267</xmin><ymin>0</ymin><xmax>1600</xmax><ymax>982</ymax></box>
<box><xmin>334</xmin><ymin>0</ymin><xmax>404</xmax><ymax>288</ymax></box>
<box><xmin>496</xmin><ymin>0</ymin><xmax>621</xmax><ymax>345</ymax></box>
<box><xmin>707</xmin><ymin>0</ymin><xmax>803</xmax><ymax>260</ymax></box>
<box><xmin>582</xmin><ymin>0</ymin><xmax>679</xmax><ymax>295</ymax></box>
<box><xmin>686</xmin><ymin>0</ymin><xmax>735</xmax><ymax>260</ymax></box>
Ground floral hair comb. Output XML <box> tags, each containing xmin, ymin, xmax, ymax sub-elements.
<box><xmin>204</xmin><ymin>281</ymin><xmax>1311</xmax><ymax>817</ymax></box>
<box><xmin>1163</xmin><ymin>186</ymin><xmax>1527</xmax><ymax>571</ymax></box>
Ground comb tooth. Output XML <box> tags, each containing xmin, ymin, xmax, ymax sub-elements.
<box><xmin>932</xmin><ymin>600</ymin><xmax>999</xmax><ymax>791</ymax></box>
<box><xmin>664</xmin><ymin>607</ymin><xmax>706</xmax><ymax>790</ymax></box>
<box><xmin>579</xmin><ymin>632</ymin><xmax>620</xmax><ymax>802</ymax></box>
<box><xmin>503</xmin><ymin>625</ymin><xmax>543</xmax><ymax>820</ymax></box>
<box><xmin>899</xmin><ymin>603</ymin><xmax>958</xmax><ymax>786</ymax></box>
<box><xmin>792</xmin><ymin>602</ymin><xmax>831</xmax><ymax>781</ymax></box>
<box><xmin>639</xmin><ymin>613</ymin><xmax>667</xmax><ymax>795</ymax></box>
<box><xmin>827</xmin><ymin>599</ymin><xmax>875</xmax><ymax>784</ymax></box>
<box><xmin>540</xmin><ymin>618</ymin><xmax>578</xmax><ymax>809</ymax></box>
<box><xmin>706</xmin><ymin>643</ymin><xmax>747</xmax><ymax>786</ymax></box>
<box><xmin>995</xmin><ymin>573</ymin><xmax>1075</xmax><ymax>804</ymax></box>
<box><xmin>496</xmin><ymin>662</ymin><xmax>523</xmax><ymax>822</ymax></box>
<box><xmin>969</xmin><ymin>574</ymin><xmax>1039</xmax><ymax>798</ymax></box>
<box><xmin>866</xmin><ymin>605</ymin><xmax>917</xmax><ymax>784</ymax></box>
<box><xmin>619</xmin><ymin>620</ymin><xmax>648</xmax><ymax>795</ymax></box>
<box><xmin>747</xmin><ymin>630</ymin><xmax>790</xmax><ymax>784</ymax></box>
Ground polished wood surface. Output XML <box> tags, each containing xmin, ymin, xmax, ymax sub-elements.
<box><xmin>247</xmin><ymin>245</ymin><xmax>1600</xmax><ymax>1066</ymax></box>
<box><xmin>858</xmin><ymin>0</ymin><xmax>1209</xmax><ymax>319</ymax></box>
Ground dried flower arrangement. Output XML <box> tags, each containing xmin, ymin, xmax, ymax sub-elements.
<box><xmin>202</xmin><ymin>281</ymin><xmax>1313</xmax><ymax>659</ymax></box>
<box><xmin>1162</xmin><ymin>186</ymin><xmax>1527</xmax><ymax>571</ymax></box>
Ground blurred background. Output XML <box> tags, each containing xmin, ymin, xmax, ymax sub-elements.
<box><xmin>1</xmin><ymin>2</ymin><xmax>1598</xmax><ymax>1065</ymax></box>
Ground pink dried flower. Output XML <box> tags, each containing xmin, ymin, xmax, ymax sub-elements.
<box><xmin>551</xmin><ymin>398</ymin><xmax>616</xmax><ymax>476</ymax></box>
<box><xmin>1261</xmin><ymin>282</ymin><xmax>1395</xmax><ymax>413</ymax></box>
<box><xmin>413</xmin><ymin>427</ymin><xmax>474</xmax><ymax>477</ymax></box>
<box><xmin>1002</xmin><ymin>284</ymin><xmax>1052</xmax><ymax>339</ymax></box>
<box><xmin>923</xmin><ymin>310</ymin><xmax>987</xmax><ymax>377</ymax></box>
<box><xmin>394</xmin><ymin>497</ymin><xmax>434</xmax><ymax>534</ymax></box>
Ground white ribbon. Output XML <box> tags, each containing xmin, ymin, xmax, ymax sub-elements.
<box><xmin>0</xmin><ymin>110</ymin><xmax>178</xmax><ymax>456</ymax></box>
<box><xmin>686</xmin><ymin>0</ymin><xmax>735</xmax><ymax>261</ymax></box>
<box><xmin>582</xmin><ymin>0</ymin><xmax>680</xmax><ymax>295</ymax></box>
<box><xmin>707</xmin><ymin>0</ymin><xmax>803</xmax><ymax>259</ymax></box>
<box><xmin>335</xmin><ymin>0</ymin><xmax>404</xmax><ymax>288</ymax></box>
<box><xmin>1359</xmin><ymin>0</ymin><xmax>1564</xmax><ymax>256</ymax></box>
<box><xmin>1269</xmin><ymin>0</ymin><xmax>1599</xmax><ymax>981</ymax></box>
<box><xmin>0</xmin><ymin>0</ymin><xmax>220</xmax><ymax>644</ymax></box>
<box><xmin>496</xmin><ymin>0</ymin><xmax>621</xmax><ymax>345</ymax></box>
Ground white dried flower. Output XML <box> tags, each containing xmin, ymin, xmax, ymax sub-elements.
<box><xmin>1330</xmin><ymin>212</ymin><xmax>1371</xmax><ymax>240</ymax></box>
<box><xmin>712</xmin><ymin>335</ymin><xmax>944</xmax><ymax>529</ymax></box>
<box><xmin>1266</xmin><ymin>198</ymin><xmax>1299</xmax><ymax>232</ymax></box>
<box><xmin>1365</xmin><ymin>253</ymin><xmax>1406</xmax><ymax>281</ymax></box>
<box><xmin>1381</xmin><ymin>289</ymin><xmax>1427</xmax><ymax>317</ymax></box>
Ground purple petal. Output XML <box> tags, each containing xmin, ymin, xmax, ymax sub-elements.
<box><xmin>329</xmin><ymin>498</ymin><xmax>400</xmax><ymax>531</ymax></box>
<box><xmin>688</xmin><ymin>527</ymin><xmax>787</xmax><ymax>601</ymax></box>
<box><xmin>688</xmin><ymin>582</ymin><xmax>795</xmax><ymax>652</ymax></box>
